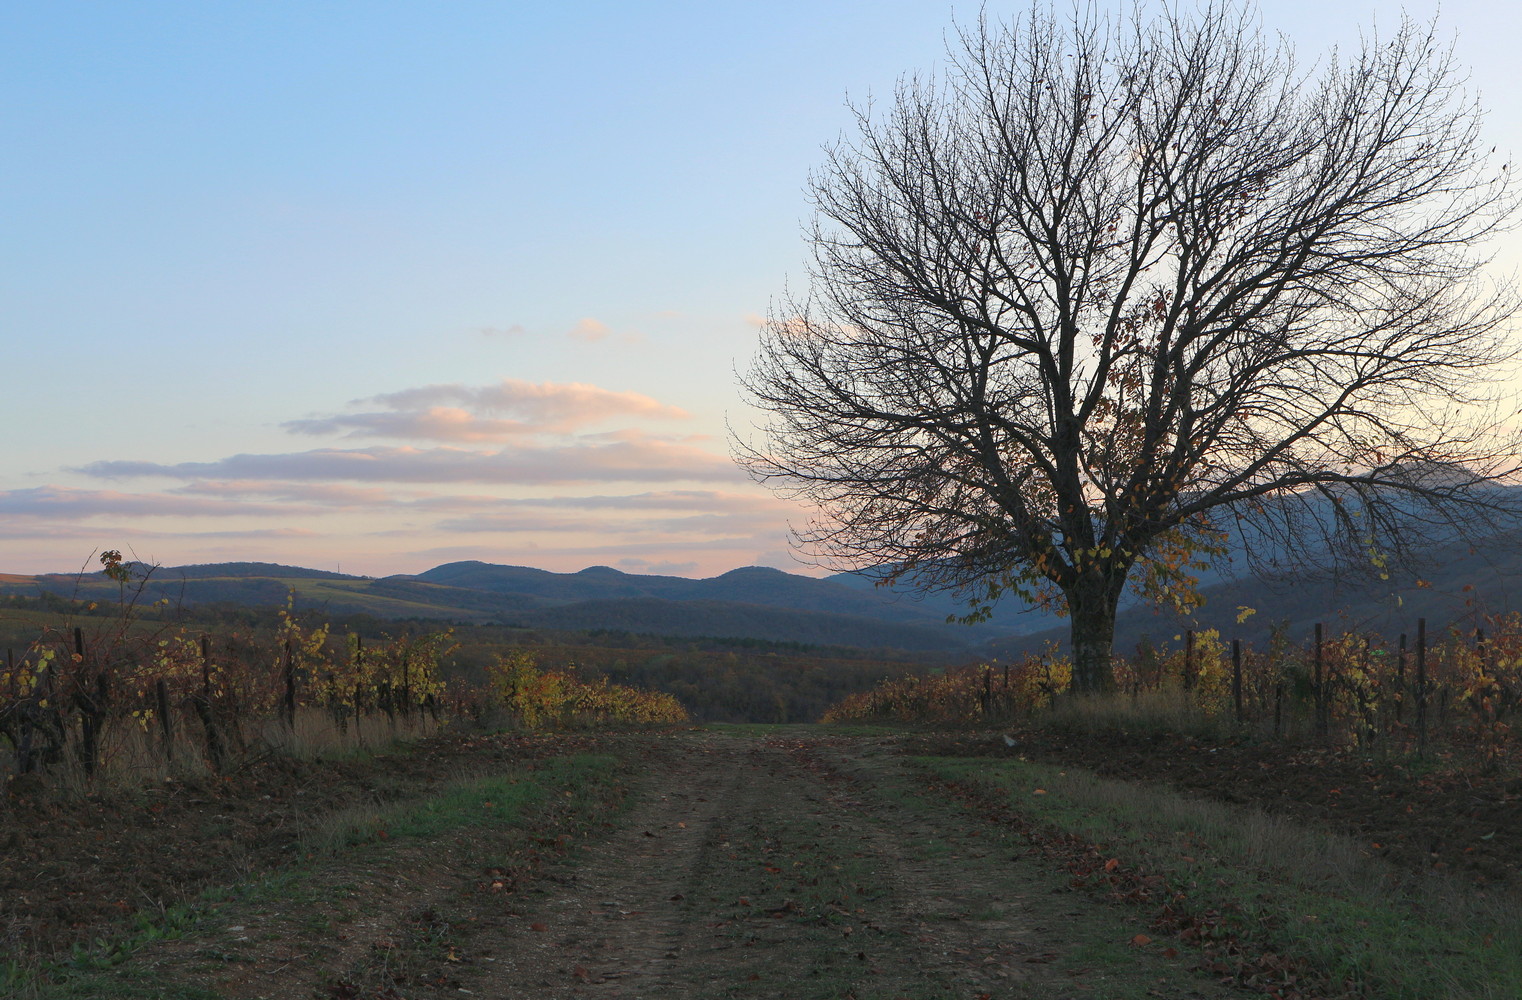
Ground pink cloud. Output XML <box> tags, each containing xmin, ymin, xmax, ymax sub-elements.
<box><xmin>568</xmin><ymin>317</ymin><xmax>610</xmax><ymax>342</ymax></box>
<box><xmin>285</xmin><ymin>378</ymin><xmax>690</xmax><ymax>442</ymax></box>
<box><xmin>284</xmin><ymin>407</ymin><xmax>535</xmax><ymax>442</ymax></box>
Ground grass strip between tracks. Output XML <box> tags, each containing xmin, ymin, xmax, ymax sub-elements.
<box><xmin>917</xmin><ymin>755</ymin><xmax>1522</xmax><ymax>1000</ymax></box>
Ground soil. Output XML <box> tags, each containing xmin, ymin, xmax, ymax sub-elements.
<box><xmin>4</xmin><ymin>724</ymin><xmax>1520</xmax><ymax>998</ymax></box>
<box><xmin>443</xmin><ymin>732</ymin><xmax>1229</xmax><ymax>1000</ymax></box>
<box><xmin>0</xmin><ymin>731</ymin><xmax>600</xmax><ymax>960</ymax></box>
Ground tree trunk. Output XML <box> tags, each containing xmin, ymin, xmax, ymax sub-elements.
<box><xmin>1067</xmin><ymin>577</ymin><xmax>1122</xmax><ymax>694</ymax></box>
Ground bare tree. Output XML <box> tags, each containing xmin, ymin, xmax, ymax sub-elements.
<box><xmin>737</xmin><ymin>2</ymin><xmax>1519</xmax><ymax>692</ymax></box>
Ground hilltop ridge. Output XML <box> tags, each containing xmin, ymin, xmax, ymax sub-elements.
<box><xmin>6</xmin><ymin>532</ymin><xmax>1522</xmax><ymax>654</ymax></box>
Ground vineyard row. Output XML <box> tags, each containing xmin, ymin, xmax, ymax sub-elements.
<box><xmin>825</xmin><ymin>615</ymin><xmax>1522</xmax><ymax>761</ymax></box>
<box><xmin>0</xmin><ymin>604</ymin><xmax>686</xmax><ymax>787</ymax></box>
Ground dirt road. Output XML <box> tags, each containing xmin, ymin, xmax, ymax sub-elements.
<box><xmin>482</xmin><ymin>733</ymin><xmax>1062</xmax><ymax>999</ymax></box>
<box><xmin>70</xmin><ymin>731</ymin><xmax>1248</xmax><ymax>999</ymax></box>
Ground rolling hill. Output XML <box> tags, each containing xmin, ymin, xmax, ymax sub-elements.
<box><xmin>0</xmin><ymin>559</ymin><xmax>996</xmax><ymax>652</ymax></box>
<box><xmin>6</xmin><ymin>525</ymin><xmax>1522</xmax><ymax>656</ymax></box>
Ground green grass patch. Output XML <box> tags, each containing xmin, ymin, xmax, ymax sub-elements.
<box><xmin>303</xmin><ymin>754</ymin><xmax>616</xmax><ymax>850</ymax></box>
<box><xmin>917</xmin><ymin>755</ymin><xmax>1522</xmax><ymax>999</ymax></box>
<box><xmin>9</xmin><ymin>753</ymin><xmax>626</xmax><ymax>999</ymax></box>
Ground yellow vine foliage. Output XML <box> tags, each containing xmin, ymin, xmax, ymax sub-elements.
<box><xmin>485</xmin><ymin>650</ymin><xmax>687</xmax><ymax>729</ymax></box>
<box><xmin>821</xmin><ymin>649</ymin><xmax>1070</xmax><ymax>724</ymax></box>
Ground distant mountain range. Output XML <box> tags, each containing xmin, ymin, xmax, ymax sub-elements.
<box><xmin>0</xmin><ymin>559</ymin><xmax>1030</xmax><ymax>653</ymax></box>
<box><xmin>6</xmin><ymin>532</ymin><xmax>1522</xmax><ymax>656</ymax></box>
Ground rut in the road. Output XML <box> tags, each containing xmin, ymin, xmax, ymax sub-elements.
<box><xmin>480</xmin><ymin>735</ymin><xmax>750</xmax><ymax>996</ymax></box>
<box><xmin>472</xmin><ymin>735</ymin><xmax>1087</xmax><ymax>1000</ymax></box>
<box><xmin>125</xmin><ymin>732</ymin><xmax>1251</xmax><ymax>999</ymax></box>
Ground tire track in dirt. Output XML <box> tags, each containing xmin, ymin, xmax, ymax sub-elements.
<box><xmin>469</xmin><ymin>733</ymin><xmax>1247</xmax><ymax>999</ymax></box>
<box><xmin>473</xmin><ymin>736</ymin><xmax>751</xmax><ymax>997</ymax></box>
<box><xmin>104</xmin><ymin>732</ymin><xmax>1252</xmax><ymax>999</ymax></box>
<box><xmin>782</xmin><ymin>736</ymin><xmax>1058</xmax><ymax>989</ymax></box>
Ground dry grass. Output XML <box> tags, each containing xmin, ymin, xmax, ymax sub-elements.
<box><xmin>1038</xmin><ymin>686</ymin><xmax>1243</xmax><ymax>741</ymax></box>
<box><xmin>1</xmin><ymin>706</ymin><xmax>453</xmax><ymax>801</ymax></box>
<box><xmin>261</xmin><ymin>706</ymin><xmax>447</xmax><ymax>759</ymax></box>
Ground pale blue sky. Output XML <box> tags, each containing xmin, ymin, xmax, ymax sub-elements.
<box><xmin>2</xmin><ymin>1</ymin><xmax>1517</xmax><ymax>577</ymax></box>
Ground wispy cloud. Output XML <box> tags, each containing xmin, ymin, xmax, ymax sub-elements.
<box><xmin>9</xmin><ymin>374</ymin><xmax>793</xmax><ymax>579</ymax></box>
<box><xmin>428</xmin><ymin>511</ymin><xmax>616</xmax><ymax>534</ymax></box>
<box><xmin>0</xmin><ymin>486</ymin><xmax>306</xmax><ymax>519</ymax></box>
<box><xmin>170</xmin><ymin>528</ymin><xmax>323</xmax><ymax>540</ymax></box>
<box><xmin>476</xmin><ymin>490</ymin><xmax>793</xmax><ymax>514</ymax></box>
<box><xmin>78</xmin><ymin>437</ymin><xmax>740</xmax><ymax>485</ymax></box>
<box><xmin>171</xmin><ymin>481</ymin><xmax>396</xmax><ymax>505</ymax></box>
<box><xmin>432</xmin><ymin>507</ymin><xmax>778</xmax><ymax>538</ymax></box>
<box><xmin>616</xmin><ymin>557</ymin><xmax>700</xmax><ymax>575</ymax></box>
<box><xmin>418</xmin><ymin>379</ymin><xmax>686</xmax><ymax>422</ymax></box>
<box><xmin>397</xmin><ymin>532</ymin><xmax>792</xmax><ymax>571</ymax></box>
<box><xmin>284</xmin><ymin>378</ymin><xmax>689</xmax><ymax>442</ymax></box>
<box><xmin>0</xmin><ymin>523</ymin><xmax>319</xmax><ymax>543</ymax></box>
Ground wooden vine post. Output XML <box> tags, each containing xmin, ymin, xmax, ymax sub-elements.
<box><xmin>1232</xmin><ymin>639</ymin><xmax>1243</xmax><ymax>724</ymax></box>
<box><xmin>8</xmin><ymin>647</ymin><xmax>39</xmax><ymax>774</ymax></box>
<box><xmin>1395</xmin><ymin>633</ymin><xmax>1407</xmax><ymax>725</ymax></box>
<box><xmin>72</xmin><ymin>627</ymin><xmax>106</xmax><ymax>778</ymax></box>
<box><xmin>155</xmin><ymin>678</ymin><xmax>174</xmax><ymax>761</ymax></box>
<box><xmin>1416</xmin><ymin>618</ymin><xmax>1428</xmax><ymax>756</ymax></box>
<box><xmin>1313</xmin><ymin>623</ymin><xmax>1327</xmax><ymax>740</ymax></box>
<box><xmin>282</xmin><ymin>638</ymin><xmax>296</xmax><ymax>730</ymax></box>
<box><xmin>353</xmin><ymin>635</ymin><xmax>364</xmax><ymax>733</ymax></box>
<box><xmin>195</xmin><ymin>634</ymin><xmax>224</xmax><ymax>773</ymax></box>
<box><xmin>401</xmin><ymin>644</ymin><xmax>412</xmax><ymax>719</ymax></box>
<box><xmin>1183</xmin><ymin>629</ymin><xmax>1196</xmax><ymax>691</ymax></box>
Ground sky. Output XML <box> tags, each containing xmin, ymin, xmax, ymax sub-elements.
<box><xmin>2</xmin><ymin>0</ymin><xmax>1519</xmax><ymax>580</ymax></box>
